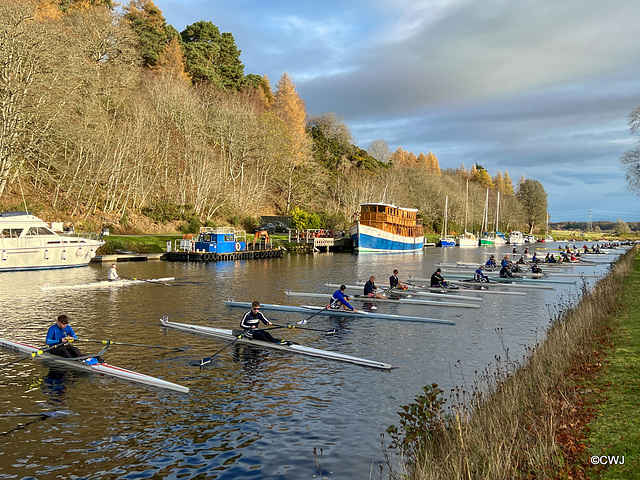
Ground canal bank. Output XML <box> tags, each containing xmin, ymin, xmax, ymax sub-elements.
<box><xmin>385</xmin><ymin>245</ymin><xmax>638</xmax><ymax>480</ymax></box>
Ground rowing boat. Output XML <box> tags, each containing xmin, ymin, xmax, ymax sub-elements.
<box><xmin>324</xmin><ymin>283</ymin><xmax>483</xmax><ymax>302</ymax></box>
<box><xmin>159</xmin><ymin>317</ymin><xmax>393</xmax><ymax>370</ymax></box>
<box><xmin>425</xmin><ymin>273</ymin><xmax>575</xmax><ymax>285</ymax></box>
<box><xmin>284</xmin><ymin>290</ymin><xmax>480</xmax><ymax>308</ymax></box>
<box><xmin>408</xmin><ymin>276</ymin><xmax>555</xmax><ymax>290</ymax></box>
<box><xmin>41</xmin><ymin>277</ymin><xmax>176</xmax><ymax>291</ymax></box>
<box><xmin>0</xmin><ymin>338</ymin><xmax>188</xmax><ymax>393</ymax></box>
<box><xmin>222</xmin><ymin>300</ymin><xmax>456</xmax><ymax>325</ymax></box>
<box><xmin>401</xmin><ymin>279</ymin><xmax>527</xmax><ymax>296</ymax></box>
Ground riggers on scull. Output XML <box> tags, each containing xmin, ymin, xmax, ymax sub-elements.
<box><xmin>283</xmin><ymin>290</ymin><xmax>479</xmax><ymax>308</ymax></box>
<box><xmin>159</xmin><ymin>317</ymin><xmax>393</xmax><ymax>370</ymax></box>
<box><xmin>0</xmin><ymin>338</ymin><xmax>189</xmax><ymax>393</ymax></box>
<box><xmin>324</xmin><ymin>283</ymin><xmax>484</xmax><ymax>302</ymax></box>
<box><xmin>41</xmin><ymin>277</ymin><xmax>176</xmax><ymax>291</ymax></box>
<box><xmin>414</xmin><ymin>274</ymin><xmax>573</xmax><ymax>286</ymax></box>
<box><xmin>222</xmin><ymin>300</ymin><xmax>456</xmax><ymax>325</ymax></box>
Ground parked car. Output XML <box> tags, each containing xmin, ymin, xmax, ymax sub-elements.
<box><xmin>253</xmin><ymin>221</ymin><xmax>290</xmax><ymax>234</ymax></box>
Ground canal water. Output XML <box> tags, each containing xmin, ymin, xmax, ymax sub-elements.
<box><xmin>0</xmin><ymin>244</ymin><xmax>621</xmax><ymax>479</ymax></box>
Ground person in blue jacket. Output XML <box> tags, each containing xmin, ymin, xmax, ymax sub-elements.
<box><xmin>474</xmin><ymin>265</ymin><xmax>489</xmax><ymax>282</ymax></box>
<box><xmin>330</xmin><ymin>285</ymin><xmax>355</xmax><ymax>311</ymax></box>
<box><xmin>46</xmin><ymin>315</ymin><xmax>83</xmax><ymax>358</ymax></box>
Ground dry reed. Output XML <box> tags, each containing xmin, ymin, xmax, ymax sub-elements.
<box><xmin>385</xmin><ymin>245</ymin><xmax>637</xmax><ymax>480</ymax></box>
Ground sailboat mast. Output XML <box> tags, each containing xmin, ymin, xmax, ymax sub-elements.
<box><xmin>495</xmin><ymin>191</ymin><xmax>500</xmax><ymax>232</ymax></box>
<box><xmin>464</xmin><ymin>179</ymin><xmax>469</xmax><ymax>232</ymax></box>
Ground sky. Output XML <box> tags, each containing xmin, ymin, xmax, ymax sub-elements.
<box><xmin>154</xmin><ymin>0</ymin><xmax>640</xmax><ymax>222</ymax></box>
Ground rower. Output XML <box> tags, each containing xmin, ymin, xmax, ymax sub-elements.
<box><xmin>330</xmin><ymin>285</ymin><xmax>355</xmax><ymax>311</ymax></box>
<box><xmin>389</xmin><ymin>269</ymin><xmax>407</xmax><ymax>290</ymax></box>
<box><xmin>485</xmin><ymin>255</ymin><xmax>496</xmax><ymax>267</ymax></box>
<box><xmin>474</xmin><ymin>265</ymin><xmax>489</xmax><ymax>282</ymax></box>
<box><xmin>364</xmin><ymin>276</ymin><xmax>385</xmax><ymax>298</ymax></box>
<box><xmin>430</xmin><ymin>268</ymin><xmax>451</xmax><ymax>288</ymax></box>
<box><xmin>46</xmin><ymin>315</ymin><xmax>83</xmax><ymax>358</ymax></box>
<box><xmin>107</xmin><ymin>264</ymin><xmax>120</xmax><ymax>281</ymax></box>
<box><xmin>240</xmin><ymin>301</ymin><xmax>290</xmax><ymax>344</ymax></box>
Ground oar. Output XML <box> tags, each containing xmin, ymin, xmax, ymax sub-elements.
<box><xmin>80</xmin><ymin>340</ymin><xmax>185</xmax><ymax>351</ymax></box>
<box><xmin>197</xmin><ymin>336</ymin><xmax>243</xmax><ymax>367</ymax></box>
<box><xmin>0</xmin><ymin>410</ymin><xmax>72</xmax><ymax>418</ymax></box>
<box><xmin>272</xmin><ymin>323</ymin><xmax>338</xmax><ymax>334</ymax></box>
<box><xmin>297</xmin><ymin>305</ymin><xmax>331</xmax><ymax>325</ymax></box>
<box><xmin>0</xmin><ymin>343</ymin><xmax>65</xmax><ymax>369</ymax></box>
<box><xmin>121</xmin><ymin>275</ymin><xmax>174</xmax><ymax>286</ymax></box>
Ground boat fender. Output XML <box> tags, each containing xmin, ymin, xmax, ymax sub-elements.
<box><xmin>76</xmin><ymin>247</ymin><xmax>83</xmax><ymax>257</ymax></box>
<box><xmin>235</xmin><ymin>242</ymin><xmax>241</xmax><ymax>252</ymax></box>
<box><xmin>89</xmin><ymin>249</ymin><xmax>96</xmax><ymax>259</ymax></box>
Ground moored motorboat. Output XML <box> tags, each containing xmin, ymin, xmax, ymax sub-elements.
<box><xmin>159</xmin><ymin>317</ymin><xmax>393</xmax><ymax>370</ymax></box>
<box><xmin>0</xmin><ymin>338</ymin><xmax>188</xmax><ymax>393</ymax></box>
<box><xmin>0</xmin><ymin>212</ymin><xmax>104</xmax><ymax>271</ymax></box>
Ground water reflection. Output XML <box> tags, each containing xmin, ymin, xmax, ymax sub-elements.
<box><xmin>0</xmin><ymin>244</ymin><xmax>626</xmax><ymax>478</ymax></box>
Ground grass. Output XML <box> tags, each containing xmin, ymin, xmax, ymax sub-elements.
<box><xmin>586</xmin><ymin>255</ymin><xmax>640</xmax><ymax>479</ymax></box>
<box><xmin>382</xmin><ymin>245</ymin><xmax>638</xmax><ymax>480</ymax></box>
<box><xmin>99</xmin><ymin>235</ymin><xmax>182</xmax><ymax>254</ymax></box>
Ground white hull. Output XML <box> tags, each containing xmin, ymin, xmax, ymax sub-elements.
<box><xmin>508</xmin><ymin>231</ymin><xmax>524</xmax><ymax>245</ymax></box>
<box><xmin>0</xmin><ymin>212</ymin><xmax>103</xmax><ymax>271</ymax></box>
<box><xmin>0</xmin><ymin>338</ymin><xmax>188</xmax><ymax>393</ymax></box>
<box><xmin>160</xmin><ymin>317</ymin><xmax>392</xmax><ymax>370</ymax></box>
<box><xmin>42</xmin><ymin>277</ymin><xmax>175</xmax><ymax>291</ymax></box>
<box><xmin>457</xmin><ymin>233</ymin><xmax>478</xmax><ymax>247</ymax></box>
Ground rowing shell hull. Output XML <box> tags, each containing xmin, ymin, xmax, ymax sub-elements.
<box><xmin>0</xmin><ymin>338</ymin><xmax>188</xmax><ymax>393</ymax></box>
<box><xmin>223</xmin><ymin>300</ymin><xmax>455</xmax><ymax>325</ymax></box>
<box><xmin>159</xmin><ymin>318</ymin><xmax>392</xmax><ymax>370</ymax></box>
<box><xmin>283</xmin><ymin>290</ymin><xmax>479</xmax><ymax>308</ymax></box>
<box><xmin>41</xmin><ymin>277</ymin><xmax>176</xmax><ymax>291</ymax></box>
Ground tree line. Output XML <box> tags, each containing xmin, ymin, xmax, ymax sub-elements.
<box><xmin>0</xmin><ymin>0</ymin><xmax>548</xmax><ymax>235</ymax></box>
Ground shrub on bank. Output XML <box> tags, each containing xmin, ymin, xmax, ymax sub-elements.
<box><xmin>384</xmin><ymin>246</ymin><xmax>637</xmax><ymax>479</ymax></box>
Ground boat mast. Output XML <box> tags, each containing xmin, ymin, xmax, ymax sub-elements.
<box><xmin>482</xmin><ymin>188</ymin><xmax>489</xmax><ymax>235</ymax></box>
<box><xmin>464</xmin><ymin>179</ymin><xmax>469</xmax><ymax>233</ymax></box>
<box><xmin>495</xmin><ymin>191</ymin><xmax>500</xmax><ymax>232</ymax></box>
<box><xmin>442</xmin><ymin>196</ymin><xmax>449</xmax><ymax>237</ymax></box>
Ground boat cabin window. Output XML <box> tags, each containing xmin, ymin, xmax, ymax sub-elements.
<box><xmin>224</xmin><ymin>234</ymin><xmax>234</xmax><ymax>242</ymax></box>
<box><xmin>1</xmin><ymin>228</ymin><xmax>23</xmax><ymax>238</ymax></box>
<box><xmin>26</xmin><ymin>226</ymin><xmax>55</xmax><ymax>235</ymax></box>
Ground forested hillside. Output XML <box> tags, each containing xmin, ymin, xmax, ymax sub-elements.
<box><xmin>0</xmin><ymin>0</ymin><xmax>548</xmax><ymax>235</ymax></box>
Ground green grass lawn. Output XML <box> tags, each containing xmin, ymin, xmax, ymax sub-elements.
<box><xmin>587</xmin><ymin>255</ymin><xmax>640</xmax><ymax>479</ymax></box>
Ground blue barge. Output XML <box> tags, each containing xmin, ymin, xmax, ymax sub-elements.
<box><xmin>165</xmin><ymin>227</ymin><xmax>283</xmax><ymax>262</ymax></box>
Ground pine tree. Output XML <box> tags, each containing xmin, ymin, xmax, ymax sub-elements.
<box><xmin>503</xmin><ymin>171</ymin><xmax>515</xmax><ymax>195</ymax></box>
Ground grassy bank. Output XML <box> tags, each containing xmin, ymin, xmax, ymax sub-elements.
<box><xmin>585</xmin><ymin>254</ymin><xmax>640</xmax><ymax>479</ymax></box>
<box><xmin>384</xmin><ymin>246</ymin><xmax>637</xmax><ymax>479</ymax></box>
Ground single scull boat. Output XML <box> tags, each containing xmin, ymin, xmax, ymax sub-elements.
<box><xmin>223</xmin><ymin>300</ymin><xmax>455</xmax><ymax>325</ymax></box>
<box><xmin>324</xmin><ymin>283</ymin><xmax>483</xmax><ymax>302</ymax></box>
<box><xmin>284</xmin><ymin>290</ymin><xmax>479</xmax><ymax>308</ymax></box>
<box><xmin>160</xmin><ymin>317</ymin><xmax>393</xmax><ymax>370</ymax></box>
<box><xmin>0</xmin><ymin>338</ymin><xmax>188</xmax><ymax>393</ymax></box>
<box><xmin>41</xmin><ymin>277</ymin><xmax>176</xmax><ymax>291</ymax></box>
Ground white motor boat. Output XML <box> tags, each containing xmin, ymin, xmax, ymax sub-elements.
<box><xmin>0</xmin><ymin>212</ymin><xmax>104</xmax><ymax>271</ymax></box>
<box><xmin>508</xmin><ymin>231</ymin><xmax>524</xmax><ymax>245</ymax></box>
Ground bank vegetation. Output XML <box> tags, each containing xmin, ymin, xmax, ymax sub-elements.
<box><xmin>1</xmin><ymin>0</ymin><xmax>548</xmax><ymax>236</ymax></box>
<box><xmin>383</xmin><ymin>246</ymin><xmax>637</xmax><ymax>479</ymax></box>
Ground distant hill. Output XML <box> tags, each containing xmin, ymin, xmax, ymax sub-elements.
<box><xmin>550</xmin><ymin>221</ymin><xmax>640</xmax><ymax>232</ymax></box>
